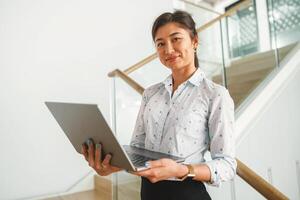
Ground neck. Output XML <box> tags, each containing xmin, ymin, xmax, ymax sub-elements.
<box><xmin>172</xmin><ymin>66</ymin><xmax>197</xmax><ymax>88</ymax></box>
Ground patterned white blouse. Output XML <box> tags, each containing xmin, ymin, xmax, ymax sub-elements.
<box><xmin>130</xmin><ymin>69</ymin><xmax>237</xmax><ymax>187</ymax></box>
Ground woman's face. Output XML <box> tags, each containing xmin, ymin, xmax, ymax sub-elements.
<box><xmin>154</xmin><ymin>22</ymin><xmax>198</xmax><ymax>72</ymax></box>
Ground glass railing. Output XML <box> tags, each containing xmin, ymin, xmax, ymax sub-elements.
<box><xmin>109</xmin><ymin>0</ymin><xmax>300</xmax><ymax>199</ymax></box>
<box><xmin>219</xmin><ymin>0</ymin><xmax>299</xmax><ymax>107</ymax></box>
<box><xmin>197</xmin><ymin>16</ymin><xmax>225</xmax><ymax>86</ymax></box>
<box><xmin>110</xmin><ymin>76</ymin><xmax>142</xmax><ymax>200</ymax></box>
<box><xmin>129</xmin><ymin>58</ymin><xmax>169</xmax><ymax>88</ymax></box>
<box><xmin>220</xmin><ymin>1</ymin><xmax>270</xmax><ymax>107</ymax></box>
<box><xmin>225</xmin><ymin>2</ymin><xmax>259</xmax><ymax>58</ymax></box>
<box><xmin>184</xmin><ymin>0</ymin><xmax>225</xmax><ymax>86</ymax></box>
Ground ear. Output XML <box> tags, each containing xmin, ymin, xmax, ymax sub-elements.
<box><xmin>192</xmin><ymin>35</ymin><xmax>199</xmax><ymax>49</ymax></box>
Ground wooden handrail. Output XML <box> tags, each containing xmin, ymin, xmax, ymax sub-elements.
<box><xmin>123</xmin><ymin>53</ymin><xmax>158</xmax><ymax>75</ymax></box>
<box><xmin>236</xmin><ymin>159</ymin><xmax>289</xmax><ymax>200</ymax></box>
<box><xmin>109</xmin><ymin>69</ymin><xmax>144</xmax><ymax>95</ymax></box>
<box><xmin>196</xmin><ymin>0</ymin><xmax>250</xmax><ymax>33</ymax></box>
<box><xmin>107</xmin><ymin>0</ymin><xmax>251</xmax><ymax>77</ymax></box>
<box><xmin>107</xmin><ymin>54</ymin><xmax>157</xmax><ymax>77</ymax></box>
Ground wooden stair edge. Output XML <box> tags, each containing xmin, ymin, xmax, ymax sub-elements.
<box><xmin>94</xmin><ymin>175</ymin><xmax>113</xmax><ymax>191</ymax></box>
<box><xmin>229</xmin><ymin>42</ymin><xmax>296</xmax><ymax>66</ymax></box>
<box><xmin>42</xmin><ymin>190</ymin><xmax>103</xmax><ymax>200</ymax></box>
<box><xmin>213</xmin><ymin>68</ymin><xmax>273</xmax><ymax>84</ymax></box>
<box><xmin>108</xmin><ymin>69</ymin><xmax>145</xmax><ymax>95</ymax></box>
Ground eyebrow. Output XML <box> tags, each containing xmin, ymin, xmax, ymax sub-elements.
<box><xmin>155</xmin><ymin>32</ymin><xmax>182</xmax><ymax>43</ymax></box>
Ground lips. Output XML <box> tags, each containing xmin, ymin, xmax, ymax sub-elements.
<box><xmin>166</xmin><ymin>55</ymin><xmax>180</xmax><ymax>62</ymax></box>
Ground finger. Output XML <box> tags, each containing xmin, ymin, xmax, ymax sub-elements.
<box><xmin>87</xmin><ymin>139</ymin><xmax>95</xmax><ymax>167</ymax></box>
<box><xmin>81</xmin><ymin>144</ymin><xmax>88</xmax><ymax>161</ymax></box>
<box><xmin>95</xmin><ymin>143</ymin><xmax>102</xmax><ymax>170</ymax></box>
<box><xmin>133</xmin><ymin>166</ymin><xmax>153</xmax><ymax>176</ymax></box>
<box><xmin>135</xmin><ymin>168</ymin><xmax>157</xmax><ymax>177</ymax></box>
<box><xmin>133</xmin><ymin>171</ymin><xmax>147</xmax><ymax>177</ymax></box>
<box><xmin>135</xmin><ymin>172</ymin><xmax>160</xmax><ymax>183</ymax></box>
<box><xmin>102</xmin><ymin>154</ymin><xmax>112</xmax><ymax>167</ymax></box>
<box><xmin>148</xmin><ymin>177</ymin><xmax>159</xmax><ymax>183</ymax></box>
<box><xmin>145</xmin><ymin>159</ymin><xmax>163</xmax><ymax>168</ymax></box>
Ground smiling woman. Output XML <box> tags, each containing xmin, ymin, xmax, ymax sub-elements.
<box><xmin>131</xmin><ymin>11</ymin><xmax>236</xmax><ymax>200</ymax></box>
<box><xmin>82</xmin><ymin>10</ymin><xmax>236</xmax><ymax>200</ymax></box>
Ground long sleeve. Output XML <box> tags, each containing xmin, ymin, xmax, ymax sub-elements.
<box><xmin>130</xmin><ymin>91</ymin><xmax>148</xmax><ymax>148</ymax></box>
<box><xmin>205</xmin><ymin>87</ymin><xmax>237</xmax><ymax>187</ymax></box>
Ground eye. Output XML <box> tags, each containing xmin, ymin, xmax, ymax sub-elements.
<box><xmin>156</xmin><ymin>42</ymin><xmax>164</xmax><ymax>48</ymax></box>
<box><xmin>172</xmin><ymin>37</ymin><xmax>181</xmax><ymax>42</ymax></box>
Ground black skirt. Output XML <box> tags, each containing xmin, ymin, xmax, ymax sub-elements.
<box><xmin>141</xmin><ymin>177</ymin><xmax>212</xmax><ymax>200</ymax></box>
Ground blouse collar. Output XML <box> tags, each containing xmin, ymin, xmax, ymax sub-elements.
<box><xmin>162</xmin><ymin>68</ymin><xmax>205</xmax><ymax>89</ymax></box>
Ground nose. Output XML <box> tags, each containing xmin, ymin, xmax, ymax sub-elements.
<box><xmin>164</xmin><ymin>42</ymin><xmax>175</xmax><ymax>54</ymax></box>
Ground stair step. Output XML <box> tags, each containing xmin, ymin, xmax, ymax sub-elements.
<box><xmin>225</xmin><ymin>58</ymin><xmax>275</xmax><ymax>77</ymax></box>
<box><xmin>216</xmin><ymin>43</ymin><xmax>296</xmax><ymax>78</ymax></box>
<box><xmin>43</xmin><ymin>190</ymin><xmax>103</xmax><ymax>200</ymax></box>
<box><xmin>229</xmin><ymin>42</ymin><xmax>295</xmax><ymax>67</ymax></box>
<box><xmin>61</xmin><ymin>190</ymin><xmax>103</xmax><ymax>200</ymax></box>
<box><xmin>94</xmin><ymin>175</ymin><xmax>112</xmax><ymax>200</ymax></box>
<box><xmin>95</xmin><ymin>174</ymin><xmax>141</xmax><ymax>200</ymax></box>
<box><xmin>229</xmin><ymin>79</ymin><xmax>263</xmax><ymax>107</ymax></box>
<box><xmin>117</xmin><ymin>180</ymin><xmax>141</xmax><ymax>200</ymax></box>
<box><xmin>213</xmin><ymin>68</ymin><xmax>273</xmax><ymax>84</ymax></box>
<box><xmin>228</xmin><ymin>79</ymin><xmax>260</xmax><ymax>91</ymax></box>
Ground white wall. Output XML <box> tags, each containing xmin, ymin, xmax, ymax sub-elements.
<box><xmin>0</xmin><ymin>0</ymin><xmax>173</xmax><ymax>199</ymax></box>
<box><xmin>234</xmin><ymin>63</ymin><xmax>300</xmax><ymax>200</ymax></box>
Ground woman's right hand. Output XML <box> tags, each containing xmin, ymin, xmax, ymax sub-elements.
<box><xmin>81</xmin><ymin>139</ymin><xmax>122</xmax><ymax>176</ymax></box>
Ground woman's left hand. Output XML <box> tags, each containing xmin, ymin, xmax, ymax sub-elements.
<box><xmin>133</xmin><ymin>158</ymin><xmax>188</xmax><ymax>183</ymax></box>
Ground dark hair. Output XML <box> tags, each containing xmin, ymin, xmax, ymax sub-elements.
<box><xmin>151</xmin><ymin>10</ymin><xmax>199</xmax><ymax>68</ymax></box>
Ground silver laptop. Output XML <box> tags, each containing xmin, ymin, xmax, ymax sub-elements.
<box><xmin>45</xmin><ymin>102</ymin><xmax>185</xmax><ymax>171</ymax></box>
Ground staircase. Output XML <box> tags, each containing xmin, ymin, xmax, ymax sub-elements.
<box><xmin>212</xmin><ymin>43</ymin><xmax>297</xmax><ymax>106</ymax></box>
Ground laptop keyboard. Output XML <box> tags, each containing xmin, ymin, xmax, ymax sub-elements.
<box><xmin>127</xmin><ymin>153</ymin><xmax>153</xmax><ymax>167</ymax></box>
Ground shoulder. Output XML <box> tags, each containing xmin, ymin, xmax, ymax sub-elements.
<box><xmin>202</xmin><ymin>78</ymin><xmax>234</xmax><ymax>105</ymax></box>
<box><xmin>202</xmin><ymin>78</ymin><xmax>227</xmax><ymax>95</ymax></box>
<box><xmin>142</xmin><ymin>82</ymin><xmax>164</xmax><ymax>102</ymax></box>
